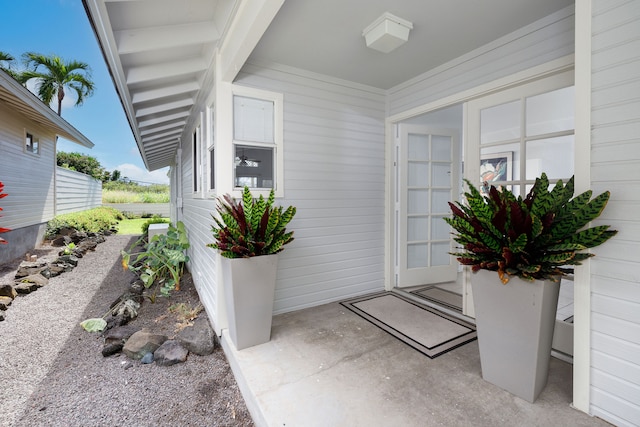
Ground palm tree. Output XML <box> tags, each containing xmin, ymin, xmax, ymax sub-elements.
<box><xmin>19</xmin><ymin>52</ymin><xmax>95</xmax><ymax>116</ymax></box>
<box><xmin>0</xmin><ymin>51</ymin><xmax>17</xmax><ymax>78</ymax></box>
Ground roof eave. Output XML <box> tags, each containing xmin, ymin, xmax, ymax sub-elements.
<box><xmin>0</xmin><ymin>70</ymin><xmax>94</xmax><ymax>148</ymax></box>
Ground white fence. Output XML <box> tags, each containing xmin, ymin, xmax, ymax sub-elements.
<box><xmin>55</xmin><ymin>167</ymin><xmax>102</xmax><ymax>215</ymax></box>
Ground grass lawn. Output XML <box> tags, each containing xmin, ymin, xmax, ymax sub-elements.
<box><xmin>116</xmin><ymin>218</ymin><xmax>169</xmax><ymax>235</ymax></box>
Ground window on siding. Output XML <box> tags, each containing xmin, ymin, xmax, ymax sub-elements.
<box><xmin>192</xmin><ymin>127</ymin><xmax>201</xmax><ymax>193</ymax></box>
<box><xmin>25</xmin><ymin>132</ymin><xmax>39</xmax><ymax>154</ymax></box>
<box><xmin>207</xmin><ymin>105</ymin><xmax>215</xmax><ymax>192</ymax></box>
<box><xmin>232</xmin><ymin>87</ymin><xmax>283</xmax><ymax>197</ymax></box>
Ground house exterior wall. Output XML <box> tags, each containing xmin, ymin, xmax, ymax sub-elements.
<box><xmin>0</xmin><ymin>101</ymin><xmax>56</xmax><ymax>263</ymax></box>
<box><xmin>178</xmin><ymin>62</ymin><xmax>387</xmax><ymax>332</ymax></box>
<box><xmin>387</xmin><ymin>6</ymin><xmax>575</xmax><ymax>115</ymax></box>
<box><xmin>55</xmin><ymin>167</ymin><xmax>102</xmax><ymax>215</ymax></box>
<box><xmin>235</xmin><ymin>63</ymin><xmax>387</xmax><ymax>314</ymax></box>
<box><xmin>588</xmin><ymin>1</ymin><xmax>640</xmax><ymax>425</ymax></box>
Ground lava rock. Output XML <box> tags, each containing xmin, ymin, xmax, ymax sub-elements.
<box><xmin>177</xmin><ymin>315</ymin><xmax>216</xmax><ymax>356</ymax></box>
<box><xmin>141</xmin><ymin>352</ymin><xmax>154</xmax><ymax>364</ymax></box>
<box><xmin>0</xmin><ymin>296</ymin><xmax>12</xmax><ymax>310</ymax></box>
<box><xmin>154</xmin><ymin>340</ymin><xmax>188</xmax><ymax>366</ymax></box>
<box><xmin>122</xmin><ymin>329</ymin><xmax>167</xmax><ymax>360</ymax></box>
<box><xmin>0</xmin><ymin>284</ymin><xmax>16</xmax><ymax>299</ymax></box>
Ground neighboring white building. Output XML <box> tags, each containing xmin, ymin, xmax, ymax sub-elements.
<box><xmin>0</xmin><ymin>70</ymin><xmax>94</xmax><ymax>263</ymax></box>
<box><xmin>83</xmin><ymin>1</ymin><xmax>639</xmax><ymax>425</ymax></box>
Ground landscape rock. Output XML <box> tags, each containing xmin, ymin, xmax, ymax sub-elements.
<box><xmin>102</xmin><ymin>325</ymin><xmax>140</xmax><ymax>357</ymax></box>
<box><xmin>0</xmin><ymin>284</ymin><xmax>16</xmax><ymax>299</ymax></box>
<box><xmin>154</xmin><ymin>340</ymin><xmax>188</xmax><ymax>366</ymax></box>
<box><xmin>13</xmin><ymin>274</ymin><xmax>49</xmax><ymax>294</ymax></box>
<box><xmin>0</xmin><ymin>312</ymin><xmax>4</xmax><ymax>321</ymax></box>
<box><xmin>122</xmin><ymin>329</ymin><xmax>167</xmax><ymax>360</ymax></box>
<box><xmin>15</xmin><ymin>260</ymin><xmax>50</xmax><ymax>279</ymax></box>
<box><xmin>13</xmin><ymin>282</ymin><xmax>39</xmax><ymax>294</ymax></box>
<box><xmin>77</xmin><ymin>239</ymin><xmax>98</xmax><ymax>253</ymax></box>
<box><xmin>56</xmin><ymin>255</ymin><xmax>79</xmax><ymax>267</ymax></box>
<box><xmin>141</xmin><ymin>352</ymin><xmax>154</xmax><ymax>364</ymax></box>
<box><xmin>128</xmin><ymin>279</ymin><xmax>145</xmax><ymax>295</ymax></box>
<box><xmin>0</xmin><ymin>296</ymin><xmax>11</xmax><ymax>310</ymax></box>
<box><xmin>177</xmin><ymin>315</ymin><xmax>216</xmax><ymax>356</ymax></box>
<box><xmin>51</xmin><ymin>235</ymin><xmax>72</xmax><ymax>247</ymax></box>
<box><xmin>69</xmin><ymin>231</ymin><xmax>88</xmax><ymax>244</ymax></box>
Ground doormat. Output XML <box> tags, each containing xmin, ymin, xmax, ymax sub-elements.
<box><xmin>411</xmin><ymin>286</ymin><xmax>463</xmax><ymax>312</ymax></box>
<box><xmin>340</xmin><ymin>292</ymin><xmax>476</xmax><ymax>359</ymax></box>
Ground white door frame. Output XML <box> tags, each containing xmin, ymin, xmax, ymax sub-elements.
<box><xmin>385</xmin><ymin>55</ymin><xmax>575</xmax><ymax>294</ymax></box>
<box><xmin>384</xmin><ymin>55</ymin><xmax>589</xmax><ymax>407</ymax></box>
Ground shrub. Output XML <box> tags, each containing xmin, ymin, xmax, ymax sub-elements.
<box><xmin>45</xmin><ymin>206</ymin><xmax>123</xmax><ymax>238</ymax></box>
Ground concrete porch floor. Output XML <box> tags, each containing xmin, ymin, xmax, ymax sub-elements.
<box><xmin>221</xmin><ymin>299</ymin><xmax>611</xmax><ymax>427</ymax></box>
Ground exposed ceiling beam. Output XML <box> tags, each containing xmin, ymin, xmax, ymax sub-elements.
<box><xmin>135</xmin><ymin>98</ymin><xmax>194</xmax><ymax>118</ymax></box>
<box><xmin>127</xmin><ymin>57</ymin><xmax>207</xmax><ymax>85</ymax></box>
<box><xmin>140</xmin><ymin>123</ymin><xmax>185</xmax><ymax>137</ymax></box>
<box><xmin>115</xmin><ymin>21</ymin><xmax>219</xmax><ymax>54</ymax></box>
<box><xmin>138</xmin><ymin>111</ymin><xmax>190</xmax><ymax>128</ymax></box>
<box><xmin>131</xmin><ymin>81</ymin><xmax>200</xmax><ymax>104</ymax></box>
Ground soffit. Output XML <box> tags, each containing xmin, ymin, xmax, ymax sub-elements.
<box><xmin>84</xmin><ymin>0</ymin><xmax>235</xmax><ymax>171</ymax></box>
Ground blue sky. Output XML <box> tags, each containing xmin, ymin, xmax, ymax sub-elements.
<box><xmin>1</xmin><ymin>0</ymin><xmax>170</xmax><ymax>184</ymax></box>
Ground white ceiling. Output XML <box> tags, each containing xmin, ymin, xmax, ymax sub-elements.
<box><xmin>85</xmin><ymin>0</ymin><xmax>574</xmax><ymax>171</ymax></box>
<box><xmin>249</xmin><ymin>0</ymin><xmax>574</xmax><ymax>89</ymax></box>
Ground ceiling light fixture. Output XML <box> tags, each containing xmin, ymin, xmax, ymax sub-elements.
<box><xmin>362</xmin><ymin>12</ymin><xmax>413</xmax><ymax>53</ymax></box>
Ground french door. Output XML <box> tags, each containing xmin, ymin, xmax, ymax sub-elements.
<box><xmin>396</xmin><ymin>125</ymin><xmax>460</xmax><ymax>288</ymax></box>
<box><xmin>464</xmin><ymin>71</ymin><xmax>575</xmax><ymax>356</ymax></box>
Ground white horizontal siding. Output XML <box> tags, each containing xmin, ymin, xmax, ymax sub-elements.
<box><xmin>388</xmin><ymin>7</ymin><xmax>575</xmax><ymax>115</ymax></box>
<box><xmin>55</xmin><ymin>167</ymin><xmax>102</xmax><ymax>215</ymax></box>
<box><xmin>590</xmin><ymin>1</ymin><xmax>640</xmax><ymax>425</ymax></box>
<box><xmin>234</xmin><ymin>63</ymin><xmax>386</xmax><ymax>314</ymax></box>
<box><xmin>0</xmin><ymin>102</ymin><xmax>55</xmax><ymax>229</ymax></box>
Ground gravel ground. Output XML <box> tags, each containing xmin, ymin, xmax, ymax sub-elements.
<box><xmin>0</xmin><ymin>234</ymin><xmax>253</xmax><ymax>426</ymax></box>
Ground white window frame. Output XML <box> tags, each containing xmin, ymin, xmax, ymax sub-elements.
<box><xmin>230</xmin><ymin>85</ymin><xmax>284</xmax><ymax>198</ymax></box>
<box><xmin>192</xmin><ymin>122</ymin><xmax>203</xmax><ymax>197</ymax></box>
<box><xmin>206</xmin><ymin>102</ymin><xmax>216</xmax><ymax>197</ymax></box>
<box><xmin>24</xmin><ymin>130</ymin><xmax>40</xmax><ymax>155</ymax></box>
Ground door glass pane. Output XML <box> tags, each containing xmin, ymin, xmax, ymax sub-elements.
<box><xmin>408</xmin><ymin>189</ymin><xmax>429</xmax><ymax>214</ymax></box>
<box><xmin>432</xmin><ymin>135</ymin><xmax>451</xmax><ymax>161</ymax></box>
<box><xmin>408</xmin><ymin>134</ymin><xmax>429</xmax><ymax>160</ymax></box>
<box><xmin>526</xmin><ymin>86</ymin><xmax>575</xmax><ymax>136</ymax></box>
<box><xmin>526</xmin><ymin>135</ymin><xmax>574</xmax><ymax>180</ymax></box>
<box><xmin>431</xmin><ymin>242</ymin><xmax>451</xmax><ymax>266</ymax></box>
<box><xmin>432</xmin><ymin>189</ymin><xmax>451</xmax><ymax>214</ymax></box>
<box><xmin>432</xmin><ymin>164</ymin><xmax>450</xmax><ymax>187</ymax></box>
<box><xmin>480</xmin><ymin>100</ymin><xmax>520</xmax><ymax>144</ymax></box>
<box><xmin>407</xmin><ymin>244</ymin><xmax>428</xmax><ymax>268</ymax></box>
<box><xmin>480</xmin><ymin>142</ymin><xmax>520</xmax><ymax>185</ymax></box>
<box><xmin>408</xmin><ymin>162</ymin><xmax>429</xmax><ymax>187</ymax></box>
<box><xmin>431</xmin><ymin>216</ymin><xmax>450</xmax><ymax>240</ymax></box>
<box><xmin>408</xmin><ymin>216</ymin><xmax>428</xmax><ymax>241</ymax></box>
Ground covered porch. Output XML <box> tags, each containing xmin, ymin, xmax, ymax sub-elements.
<box><xmin>222</xmin><ymin>297</ymin><xmax>609</xmax><ymax>427</ymax></box>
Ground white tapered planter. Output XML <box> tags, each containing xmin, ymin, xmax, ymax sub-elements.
<box><xmin>471</xmin><ymin>269</ymin><xmax>560</xmax><ymax>403</ymax></box>
<box><xmin>221</xmin><ymin>254</ymin><xmax>279</xmax><ymax>350</ymax></box>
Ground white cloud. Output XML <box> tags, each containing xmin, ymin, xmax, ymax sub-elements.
<box><xmin>115</xmin><ymin>163</ymin><xmax>170</xmax><ymax>185</ymax></box>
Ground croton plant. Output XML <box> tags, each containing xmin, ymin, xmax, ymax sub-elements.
<box><xmin>445</xmin><ymin>173</ymin><xmax>617</xmax><ymax>284</ymax></box>
<box><xmin>208</xmin><ymin>186</ymin><xmax>296</xmax><ymax>259</ymax></box>
<box><xmin>0</xmin><ymin>181</ymin><xmax>9</xmax><ymax>244</ymax></box>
